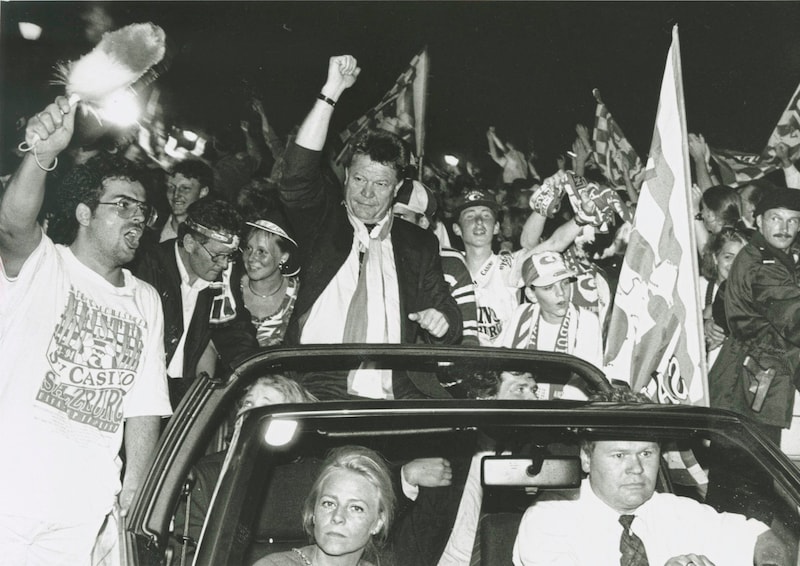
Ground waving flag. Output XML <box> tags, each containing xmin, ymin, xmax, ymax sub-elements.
<box><xmin>334</xmin><ymin>48</ymin><xmax>429</xmax><ymax>167</ymax></box>
<box><xmin>603</xmin><ymin>26</ymin><xmax>708</xmax><ymax>406</ymax></box>
<box><xmin>707</xmin><ymin>79</ymin><xmax>800</xmax><ymax>186</ymax></box>
<box><xmin>709</xmin><ymin>147</ymin><xmax>778</xmax><ymax>187</ymax></box>
<box><xmin>764</xmin><ymin>80</ymin><xmax>800</xmax><ymax>162</ymax></box>
<box><xmin>592</xmin><ymin>89</ymin><xmax>645</xmax><ymax>186</ymax></box>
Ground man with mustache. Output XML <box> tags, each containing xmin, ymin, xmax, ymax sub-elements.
<box><xmin>709</xmin><ymin>188</ymin><xmax>800</xmax><ymax>439</ymax></box>
<box><xmin>0</xmin><ymin>97</ymin><xmax>172</xmax><ymax>563</ymax></box>
<box><xmin>707</xmin><ymin>188</ymin><xmax>800</xmax><ymax>523</ymax></box>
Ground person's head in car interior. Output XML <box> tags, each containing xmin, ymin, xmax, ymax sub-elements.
<box><xmin>463</xmin><ymin>370</ymin><xmax>537</xmax><ymax>400</ymax></box>
<box><xmin>240</xmin><ymin>373</ymin><xmax>318</xmax><ymax>412</ymax></box>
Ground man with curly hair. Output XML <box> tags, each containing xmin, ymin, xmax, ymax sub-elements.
<box><xmin>133</xmin><ymin>197</ymin><xmax>259</xmax><ymax>408</ymax></box>
<box><xmin>0</xmin><ymin>97</ymin><xmax>172</xmax><ymax>564</ymax></box>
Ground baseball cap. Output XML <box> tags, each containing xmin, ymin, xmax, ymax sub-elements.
<box><xmin>394</xmin><ymin>179</ymin><xmax>437</xmax><ymax>218</ymax></box>
<box><xmin>452</xmin><ymin>189</ymin><xmax>500</xmax><ymax>217</ymax></box>
<box><xmin>522</xmin><ymin>251</ymin><xmax>577</xmax><ymax>287</ymax></box>
<box><xmin>753</xmin><ymin>187</ymin><xmax>800</xmax><ymax>217</ymax></box>
<box><xmin>245</xmin><ymin>214</ymin><xmax>300</xmax><ymax>276</ymax></box>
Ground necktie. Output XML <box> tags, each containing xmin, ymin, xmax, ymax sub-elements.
<box><xmin>619</xmin><ymin>514</ymin><xmax>649</xmax><ymax>566</ymax></box>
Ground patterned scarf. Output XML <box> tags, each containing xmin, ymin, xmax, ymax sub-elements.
<box><xmin>510</xmin><ymin>302</ymin><xmax>573</xmax><ymax>354</ymax></box>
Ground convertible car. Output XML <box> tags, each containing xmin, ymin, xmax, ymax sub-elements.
<box><xmin>127</xmin><ymin>345</ymin><xmax>800</xmax><ymax>565</ymax></box>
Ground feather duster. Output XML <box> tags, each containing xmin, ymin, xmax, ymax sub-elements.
<box><xmin>54</xmin><ymin>22</ymin><xmax>166</xmax><ymax>106</ymax></box>
<box><xmin>20</xmin><ymin>23</ymin><xmax>166</xmax><ymax>152</ymax></box>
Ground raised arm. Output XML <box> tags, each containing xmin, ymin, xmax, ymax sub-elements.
<box><xmin>295</xmin><ymin>55</ymin><xmax>360</xmax><ymax>151</ymax></box>
<box><xmin>486</xmin><ymin>127</ymin><xmax>507</xmax><ymax>166</ymax></box>
<box><xmin>775</xmin><ymin>143</ymin><xmax>800</xmax><ymax>190</ymax></box>
<box><xmin>252</xmin><ymin>97</ymin><xmax>284</xmax><ymax>161</ymax></box>
<box><xmin>0</xmin><ymin>96</ymin><xmax>75</xmax><ymax>277</ymax></box>
<box><xmin>688</xmin><ymin>133</ymin><xmax>714</xmax><ymax>191</ymax></box>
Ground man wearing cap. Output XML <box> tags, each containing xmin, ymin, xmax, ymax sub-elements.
<box><xmin>499</xmin><ymin>251</ymin><xmax>602</xmax><ymax>398</ymax></box>
<box><xmin>452</xmin><ymin>188</ymin><xmax>526</xmax><ymax>346</ymax></box>
<box><xmin>706</xmin><ymin>188</ymin><xmax>800</xmax><ymax>522</ymax></box>
<box><xmin>709</xmin><ymin>188</ymin><xmax>800</xmax><ymax>440</ymax></box>
<box><xmin>277</xmin><ymin>55</ymin><xmax>460</xmax><ymax>399</ymax></box>
<box><xmin>134</xmin><ymin>197</ymin><xmax>259</xmax><ymax>408</ymax></box>
<box><xmin>394</xmin><ymin>178</ymin><xmax>479</xmax><ymax>346</ymax></box>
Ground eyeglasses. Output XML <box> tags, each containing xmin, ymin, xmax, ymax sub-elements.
<box><xmin>97</xmin><ymin>196</ymin><xmax>158</xmax><ymax>228</ymax></box>
<box><xmin>197</xmin><ymin>240</ymin><xmax>238</xmax><ymax>264</ymax></box>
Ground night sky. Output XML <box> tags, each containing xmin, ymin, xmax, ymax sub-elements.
<box><xmin>3</xmin><ymin>2</ymin><xmax>800</xmax><ymax>176</ymax></box>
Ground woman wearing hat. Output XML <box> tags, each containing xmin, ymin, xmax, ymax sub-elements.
<box><xmin>238</xmin><ymin>214</ymin><xmax>301</xmax><ymax>347</ymax></box>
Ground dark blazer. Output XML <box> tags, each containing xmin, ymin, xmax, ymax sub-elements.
<box><xmin>133</xmin><ymin>239</ymin><xmax>259</xmax><ymax>383</ymax></box>
<box><xmin>279</xmin><ymin>143</ymin><xmax>462</xmax><ymax>346</ymax></box>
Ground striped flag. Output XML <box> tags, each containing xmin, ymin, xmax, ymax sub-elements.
<box><xmin>592</xmin><ymin>89</ymin><xmax>644</xmax><ymax>186</ymax></box>
<box><xmin>603</xmin><ymin>25</ymin><xmax>708</xmax><ymax>406</ymax></box>
<box><xmin>707</xmin><ymin>79</ymin><xmax>800</xmax><ymax>187</ymax></box>
<box><xmin>334</xmin><ymin>48</ymin><xmax>429</xmax><ymax>167</ymax></box>
<box><xmin>764</xmin><ymin>80</ymin><xmax>800</xmax><ymax>162</ymax></box>
<box><xmin>708</xmin><ymin>147</ymin><xmax>778</xmax><ymax>187</ymax></box>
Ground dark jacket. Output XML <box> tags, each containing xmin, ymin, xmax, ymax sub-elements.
<box><xmin>709</xmin><ymin>230</ymin><xmax>800</xmax><ymax>427</ymax></box>
<box><xmin>133</xmin><ymin>239</ymin><xmax>259</xmax><ymax>382</ymax></box>
<box><xmin>279</xmin><ymin>143</ymin><xmax>462</xmax><ymax>346</ymax></box>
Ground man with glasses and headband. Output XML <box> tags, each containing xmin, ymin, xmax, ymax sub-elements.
<box><xmin>0</xmin><ymin>97</ymin><xmax>172</xmax><ymax>564</ymax></box>
<box><xmin>134</xmin><ymin>197</ymin><xmax>259</xmax><ymax>408</ymax></box>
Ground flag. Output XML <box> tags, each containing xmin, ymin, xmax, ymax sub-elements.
<box><xmin>592</xmin><ymin>88</ymin><xmax>645</xmax><ymax>186</ymax></box>
<box><xmin>709</xmin><ymin>147</ymin><xmax>778</xmax><ymax>187</ymax></box>
<box><xmin>764</xmin><ymin>80</ymin><xmax>800</xmax><ymax>162</ymax></box>
<box><xmin>603</xmin><ymin>25</ymin><xmax>708</xmax><ymax>407</ymax></box>
<box><xmin>334</xmin><ymin>48</ymin><xmax>429</xmax><ymax>167</ymax></box>
<box><xmin>706</xmin><ymin>80</ymin><xmax>800</xmax><ymax>186</ymax></box>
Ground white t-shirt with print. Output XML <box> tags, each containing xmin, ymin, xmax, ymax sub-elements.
<box><xmin>470</xmin><ymin>250</ymin><xmax>523</xmax><ymax>346</ymax></box>
<box><xmin>0</xmin><ymin>234</ymin><xmax>172</xmax><ymax>522</ymax></box>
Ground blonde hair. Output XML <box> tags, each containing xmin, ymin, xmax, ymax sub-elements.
<box><xmin>302</xmin><ymin>446</ymin><xmax>396</xmax><ymax>551</ymax></box>
<box><xmin>240</xmin><ymin>374</ymin><xmax>318</xmax><ymax>408</ymax></box>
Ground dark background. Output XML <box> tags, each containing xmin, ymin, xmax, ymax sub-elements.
<box><xmin>2</xmin><ymin>1</ymin><xmax>800</xmax><ymax>176</ymax></box>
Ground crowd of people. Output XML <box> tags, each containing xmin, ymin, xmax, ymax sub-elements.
<box><xmin>2</xmin><ymin>50</ymin><xmax>800</xmax><ymax>565</ymax></box>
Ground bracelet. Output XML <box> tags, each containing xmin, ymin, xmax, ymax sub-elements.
<box><xmin>33</xmin><ymin>148</ymin><xmax>57</xmax><ymax>172</ymax></box>
<box><xmin>317</xmin><ymin>93</ymin><xmax>336</xmax><ymax>107</ymax></box>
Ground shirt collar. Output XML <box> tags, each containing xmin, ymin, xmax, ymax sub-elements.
<box><xmin>174</xmin><ymin>242</ymin><xmax>211</xmax><ymax>290</ymax></box>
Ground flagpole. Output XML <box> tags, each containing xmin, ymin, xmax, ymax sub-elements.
<box><xmin>672</xmin><ymin>24</ymin><xmax>710</xmax><ymax>404</ymax></box>
<box><xmin>414</xmin><ymin>47</ymin><xmax>429</xmax><ymax>182</ymax></box>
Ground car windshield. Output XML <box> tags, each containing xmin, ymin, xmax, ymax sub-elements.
<box><xmin>167</xmin><ymin>402</ymin><xmax>800</xmax><ymax>566</ymax></box>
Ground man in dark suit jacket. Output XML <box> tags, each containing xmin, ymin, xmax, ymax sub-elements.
<box><xmin>134</xmin><ymin>197</ymin><xmax>259</xmax><ymax>408</ymax></box>
<box><xmin>278</xmin><ymin>55</ymin><xmax>461</xmax><ymax>399</ymax></box>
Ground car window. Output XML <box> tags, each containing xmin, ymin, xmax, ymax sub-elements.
<box><xmin>172</xmin><ymin>413</ymin><xmax>800</xmax><ymax>566</ymax></box>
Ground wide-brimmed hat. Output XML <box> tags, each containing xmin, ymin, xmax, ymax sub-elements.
<box><xmin>245</xmin><ymin>215</ymin><xmax>300</xmax><ymax>276</ymax></box>
<box><xmin>452</xmin><ymin>189</ymin><xmax>500</xmax><ymax>217</ymax></box>
<box><xmin>521</xmin><ymin>251</ymin><xmax>577</xmax><ymax>287</ymax></box>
